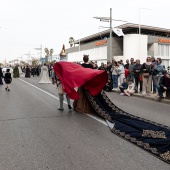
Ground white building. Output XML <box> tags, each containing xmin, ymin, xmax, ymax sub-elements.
<box><xmin>66</xmin><ymin>23</ymin><xmax>170</xmax><ymax>68</ymax></box>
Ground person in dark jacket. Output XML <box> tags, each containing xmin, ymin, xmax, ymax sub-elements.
<box><xmin>104</xmin><ymin>79</ymin><xmax>113</xmax><ymax>92</ymax></box>
<box><xmin>4</xmin><ymin>69</ymin><xmax>12</xmax><ymax>91</ymax></box>
<box><xmin>119</xmin><ymin>78</ymin><xmax>128</xmax><ymax>94</ymax></box>
<box><xmin>133</xmin><ymin>59</ymin><xmax>142</xmax><ymax>93</ymax></box>
<box><xmin>157</xmin><ymin>70</ymin><xmax>170</xmax><ymax>98</ymax></box>
<box><xmin>13</xmin><ymin>65</ymin><xmax>20</xmax><ymax>78</ymax></box>
<box><xmin>0</xmin><ymin>66</ymin><xmax>4</xmax><ymax>85</ymax></box>
<box><xmin>25</xmin><ymin>65</ymin><xmax>31</xmax><ymax>78</ymax></box>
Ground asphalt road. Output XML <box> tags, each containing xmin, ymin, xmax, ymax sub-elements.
<box><xmin>0</xmin><ymin>75</ymin><xmax>170</xmax><ymax>170</ymax></box>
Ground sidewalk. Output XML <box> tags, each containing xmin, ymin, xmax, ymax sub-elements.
<box><xmin>112</xmin><ymin>89</ymin><xmax>170</xmax><ymax>104</ymax></box>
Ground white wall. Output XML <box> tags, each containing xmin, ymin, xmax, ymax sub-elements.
<box><xmin>67</xmin><ymin>46</ymin><xmax>107</xmax><ymax>62</ymax></box>
<box><xmin>123</xmin><ymin>34</ymin><xmax>148</xmax><ymax>64</ymax></box>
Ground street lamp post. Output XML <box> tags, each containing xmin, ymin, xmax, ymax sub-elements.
<box><xmin>34</xmin><ymin>44</ymin><xmax>43</xmax><ymax>63</ymax></box>
<box><xmin>139</xmin><ymin>8</ymin><xmax>151</xmax><ymax>58</ymax></box>
<box><xmin>93</xmin><ymin>8</ymin><xmax>127</xmax><ymax>61</ymax></box>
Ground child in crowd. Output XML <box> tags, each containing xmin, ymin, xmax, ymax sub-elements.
<box><xmin>124</xmin><ymin>80</ymin><xmax>135</xmax><ymax>96</ymax></box>
<box><xmin>119</xmin><ymin>78</ymin><xmax>128</xmax><ymax>95</ymax></box>
<box><xmin>4</xmin><ymin>69</ymin><xmax>12</xmax><ymax>91</ymax></box>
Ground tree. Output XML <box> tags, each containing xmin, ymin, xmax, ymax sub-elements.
<box><xmin>32</xmin><ymin>58</ymin><xmax>39</xmax><ymax>66</ymax></box>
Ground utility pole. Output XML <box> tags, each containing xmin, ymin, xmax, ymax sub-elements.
<box><xmin>93</xmin><ymin>8</ymin><xmax>126</xmax><ymax>61</ymax></box>
<box><xmin>139</xmin><ymin>8</ymin><xmax>151</xmax><ymax>59</ymax></box>
<box><xmin>109</xmin><ymin>8</ymin><xmax>112</xmax><ymax>62</ymax></box>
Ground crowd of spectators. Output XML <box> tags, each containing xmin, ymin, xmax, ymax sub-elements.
<box><xmin>83</xmin><ymin>56</ymin><xmax>170</xmax><ymax>99</ymax></box>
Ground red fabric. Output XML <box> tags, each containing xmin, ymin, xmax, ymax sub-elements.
<box><xmin>53</xmin><ymin>61</ymin><xmax>108</xmax><ymax>100</ymax></box>
<box><xmin>125</xmin><ymin>69</ymin><xmax>129</xmax><ymax>77</ymax></box>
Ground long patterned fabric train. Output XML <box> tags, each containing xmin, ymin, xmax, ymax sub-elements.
<box><xmin>53</xmin><ymin>61</ymin><xmax>108</xmax><ymax>100</ymax></box>
<box><xmin>86</xmin><ymin>90</ymin><xmax>170</xmax><ymax>164</ymax></box>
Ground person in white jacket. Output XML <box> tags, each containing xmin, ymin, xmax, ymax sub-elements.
<box><xmin>116</xmin><ymin>61</ymin><xmax>125</xmax><ymax>86</ymax></box>
<box><xmin>124</xmin><ymin>80</ymin><xmax>135</xmax><ymax>96</ymax></box>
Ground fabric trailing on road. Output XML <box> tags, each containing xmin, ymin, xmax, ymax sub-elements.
<box><xmin>86</xmin><ymin>90</ymin><xmax>170</xmax><ymax>164</ymax></box>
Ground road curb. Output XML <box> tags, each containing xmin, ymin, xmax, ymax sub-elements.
<box><xmin>112</xmin><ymin>90</ymin><xmax>170</xmax><ymax>105</ymax></box>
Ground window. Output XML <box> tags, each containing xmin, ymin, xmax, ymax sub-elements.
<box><xmin>158</xmin><ymin>44</ymin><xmax>170</xmax><ymax>57</ymax></box>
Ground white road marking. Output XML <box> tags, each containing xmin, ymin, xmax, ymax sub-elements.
<box><xmin>18</xmin><ymin>78</ymin><xmax>107</xmax><ymax>126</ymax></box>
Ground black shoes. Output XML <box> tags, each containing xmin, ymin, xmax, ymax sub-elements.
<box><xmin>5</xmin><ymin>88</ymin><xmax>10</xmax><ymax>91</ymax></box>
<box><xmin>68</xmin><ymin>105</ymin><xmax>72</xmax><ymax>110</ymax></box>
<box><xmin>57</xmin><ymin>107</ymin><xmax>64</xmax><ymax>111</ymax></box>
<box><xmin>57</xmin><ymin>105</ymin><xmax>72</xmax><ymax>111</ymax></box>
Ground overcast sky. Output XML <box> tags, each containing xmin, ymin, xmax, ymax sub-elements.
<box><xmin>0</xmin><ymin>0</ymin><xmax>170</xmax><ymax>63</ymax></box>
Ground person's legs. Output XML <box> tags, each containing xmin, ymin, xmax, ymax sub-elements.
<box><xmin>139</xmin><ymin>80</ymin><xmax>143</xmax><ymax>92</ymax></box>
<box><xmin>58</xmin><ymin>94</ymin><xmax>64</xmax><ymax>110</ymax></box>
<box><xmin>66</xmin><ymin>94</ymin><xmax>72</xmax><ymax>109</ymax></box>
<box><xmin>157</xmin><ymin>86</ymin><xmax>164</xmax><ymax>97</ymax></box>
<box><xmin>119</xmin><ymin>87</ymin><xmax>124</xmax><ymax>93</ymax></box>
<box><xmin>152</xmin><ymin>76</ymin><xmax>157</xmax><ymax>93</ymax></box>
<box><xmin>124</xmin><ymin>90</ymin><xmax>129</xmax><ymax>96</ymax></box>
<box><xmin>112</xmin><ymin>75</ymin><xmax>118</xmax><ymax>88</ymax></box>
<box><xmin>119</xmin><ymin>74</ymin><xmax>124</xmax><ymax>86</ymax></box>
<box><xmin>134</xmin><ymin>77</ymin><xmax>139</xmax><ymax>93</ymax></box>
<box><xmin>142</xmin><ymin>76</ymin><xmax>147</xmax><ymax>94</ymax></box>
<box><xmin>0</xmin><ymin>77</ymin><xmax>3</xmax><ymax>85</ymax></box>
<box><xmin>147</xmin><ymin>75</ymin><xmax>152</xmax><ymax>94</ymax></box>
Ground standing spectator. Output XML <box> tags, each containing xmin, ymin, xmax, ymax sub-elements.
<box><xmin>157</xmin><ymin>70</ymin><xmax>170</xmax><ymax>98</ymax></box>
<box><xmin>124</xmin><ymin>59</ymin><xmax>130</xmax><ymax>79</ymax></box>
<box><xmin>141</xmin><ymin>57</ymin><xmax>152</xmax><ymax>96</ymax></box>
<box><xmin>111</xmin><ymin>62</ymin><xmax>118</xmax><ymax>90</ymax></box>
<box><xmin>98</xmin><ymin>62</ymin><xmax>106</xmax><ymax>70</ymax></box>
<box><xmin>116</xmin><ymin>61</ymin><xmax>125</xmax><ymax>86</ymax></box>
<box><xmin>0</xmin><ymin>65</ymin><xmax>4</xmax><ymax>85</ymax></box>
<box><xmin>152</xmin><ymin>58</ymin><xmax>164</xmax><ymax>93</ymax></box>
<box><xmin>151</xmin><ymin>56</ymin><xmax>157</xmax><ymax>93</ymax></box>
<box><xmin>127</xmin><ymin>58</ymin><xmax>135</xmax><ymax>83</ymax></box>
<box><xmin>119</xmin><ymin>78</ymin><xmax>128</xmax><ymax>94</ymax></box>
<box><xmin>94</xmin><ymin>61</ymin><xmax>98</xmax><ymax>69</ymax></box>
<box><xmin>124</xmin><ymin>59</ymin><xmax>130</xmax><ymax>69</ymax></box>
<box><xmin>133</xmin><ymin>59</ymin><xmax>142</xmax><ymax>93</ymax></box>
<box><xmin>120</xmin><ymin>60</ymin><xmax>124</xmax><ymax>67</ymax></box>
<box><xmin>4</xmin><ymin>69</ymin><xmax>12</xmax><ymax>91</ymax></box>
<box><xmin>106</xmin><ymin>60</ymin><xmax>112</xmax><ymax>80</ymax></box>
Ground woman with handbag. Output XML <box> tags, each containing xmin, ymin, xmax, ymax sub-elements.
<box><xmin>152</xmin><ymin>58</ymin><xmax>164</xmax><ymax>92</ymax></box>
<box><xmin>141</xmin><ymin>57</ymin><xmax>152</xmax><ymax>96</ymax></box>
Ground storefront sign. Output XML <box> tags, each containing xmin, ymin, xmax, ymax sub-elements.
<box><xmin>95</xmin><ymin>39</ymin><xmax>107</xmax><ymax>46</ymax></box>
<box><xmin>158</xmin><ymin>38</ymin><xmax>170</xmax><ymax>43</ymax></box>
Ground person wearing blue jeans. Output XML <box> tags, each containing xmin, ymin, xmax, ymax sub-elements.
<box><xmin>111</xmin><ymin>63</ymin><xmax>118</xmax><ymax>89</ymax></box>
<box><xmin>157</xmin><ymin>70</ymin><xmax>170</xmax><ymax>98</ymax></box>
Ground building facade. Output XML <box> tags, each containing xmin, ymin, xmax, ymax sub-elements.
<box><xmin>66</xmin><ymin>23</ymin><xmax>170</xmax><ymax>68</ymax></box>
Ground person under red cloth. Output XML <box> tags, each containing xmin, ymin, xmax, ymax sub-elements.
<box><xmin>53</xmin><ymin>61</ymin><xmax>108</xmax><ymax>101</ymax></box>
